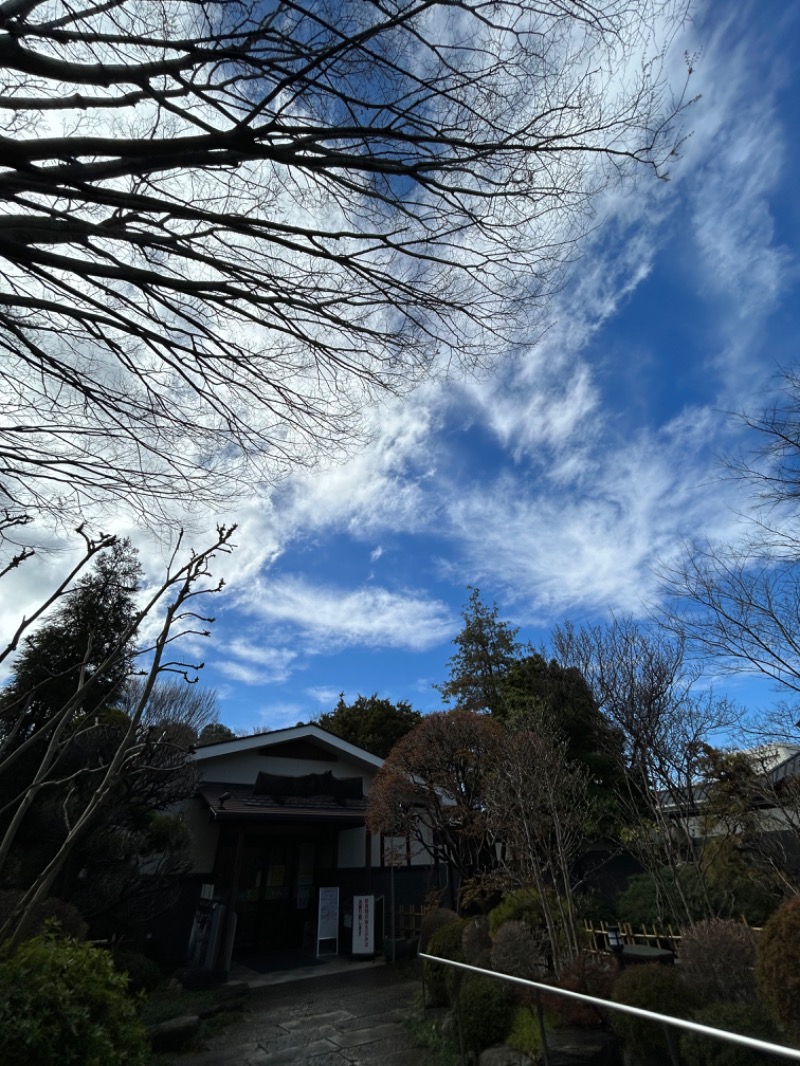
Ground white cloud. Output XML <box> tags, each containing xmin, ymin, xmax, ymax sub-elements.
<box><xmin>214</xmin><ymin>639</ymin><xmax>299</xmax><ymax>686</ymax></box>
<box><xmin>443</xmin><ymin>414</ymin><xmax>750</xmax><ymax>621</ymax></box>
<box><xmin>250</xmin><ymin>701</ymin><xmax>313</xmax><ymax>731</ymax></box>
<box><xmin>234</xmin><ymin>576</ymin><xmax>455</xmax><ymax>653</ymax></box>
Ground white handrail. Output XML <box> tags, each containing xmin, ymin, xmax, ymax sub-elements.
<box><xmin>420</xmin><ymin>953</ymin><xmax>800</xmax><ymax>1061</ymax></box>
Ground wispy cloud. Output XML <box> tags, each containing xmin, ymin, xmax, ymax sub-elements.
<box><xmin>214</xmin><ymin>639</ymin><xmax>298</xmax><ymax>686</ymax></box>
<box><xmin>234</xmin><ymin>576</ymin><xmax>455</xmax><ymax>652</ymax></box>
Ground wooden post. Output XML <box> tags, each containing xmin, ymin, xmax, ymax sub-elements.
<box><xmin>220</xmin><ymin>828</ymin><xmax>244</xmax><ymax>976</ymax></box>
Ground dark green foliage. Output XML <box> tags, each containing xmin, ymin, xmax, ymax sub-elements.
<box><xmin>503</xmin><ymin>653</ymin><xmax>621</xmax><ymax>796</ymax></box>
<box><xmin>0</xmin><ymin>931</ymin><xmax>148</xmax><ymax>1065</ymax></box>
<box><xmin>316</xmin><ymin>693</ymin><xmax>422</xmax><ymax>758</ymax></box>
<box><xmin>461</xmin><ymin>916</ymin><xmax>491</xmax><ymax>964</ymax></box>
<box><xmin>488</xmin><ymin>887</ymin><xmax>548</xmax><ymax>939</ymax></box>
<box><xmin>756</xmin><ymin>893</ymin><xmax>800</xmax><ymax>1036</ymax></box>
<box><xmin>112</xmin><ymin>948</ymin><xmax>163</xmax><ymax>995</ymax></box>
<box><xmin>679</xmin><ymin>920</ymin><xmax>758</xmax><ymax>1005</ymax></box>
<box><xmin>616</xmin><ymin>866</ymin><xmax>768</xmax><ymax>927</ymax></box>
<box><xmin>420</xmin><ymin>907</ymin><xmax>460</xmax><ymax>952</ymax></box>
<box><xmin>507</xmin><ymin>1005</ymin><xmax>545</xmax><ymax>1060</ymax></box>
<box><xmin>198</xmin><ymin>721</ymin><xmax>238</xmax><ymax>744</ymax></box>
<box><xmin>0</xmin><ymin>539</ymin><xmax>141</xmax><ymax>739</ymax></box>
<box><xmin>425</xmin><ymin>919</ymin><xmax>466</xmax><ymax>1007</ymax></box>
<box><xmin>680</xmin><ymin>1002</ymin><xmax>783</xmax><ymax>1066</ymax></box>
<box><xmin>437</xmin><ymin>588</ymin><xmax>519</xmax><ymax>717</ymax></box>
<box><xmin>611</xmin><ymin>963</ymin><xmax>692</xmax><ymax>1064</ymax></box>
<box><xmin>0</xmin><ymin>892</ymin><xmax>87</xmax><ymax>942</ymax></box>
<box><xmin>458</xmin><ymin>971</ymin><xmax>515</xmax><ymax>1054</ymax></box>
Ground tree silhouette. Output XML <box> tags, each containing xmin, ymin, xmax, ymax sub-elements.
<box><xmin>0</xmin><ymin>0</ymin><xmax>692</xmax><ymax>525</ymax></box>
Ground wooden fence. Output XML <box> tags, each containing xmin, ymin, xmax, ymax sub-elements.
<box><xmin>396</xmin><ymin>904</ymin><xmax>424</xmax><ymax>939</ymax></box>
<box><xmin>583</xmin><ymin>917</ymin><xmax>762</xmax><ymax>957</ymax></box>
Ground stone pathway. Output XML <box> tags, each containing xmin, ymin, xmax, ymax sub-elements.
<box><xmin>177</xmin><ymin>965</ymin><xmax>424</xmax><ymax>1066</ymax></box>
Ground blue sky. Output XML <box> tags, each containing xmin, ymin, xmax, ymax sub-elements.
<box><xmin>186</xmin><ymin>0</ymin><xmax>800</xmax><ymax>733</ymax></box>
<box><xmin>3</xmin><ymin>0</ymin><xmax>798</xmax><ymax>737</ymax></box>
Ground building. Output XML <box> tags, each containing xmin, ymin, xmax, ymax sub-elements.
<box><xmin>177</xmin><ymin>724</ymin><xmax>435</xmax><ymax>968</ymax></box>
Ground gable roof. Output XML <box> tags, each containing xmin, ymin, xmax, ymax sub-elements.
<box><xmin>192</xmin><ymin>722</ymin><xmax>384</xmax><ymax>771</ymax></box>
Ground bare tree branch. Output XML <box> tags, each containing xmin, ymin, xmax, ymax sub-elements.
<box><xmin>0</xmin><ymin>0</ymin><xmax>693</xmax><ymax>526</ymax></box>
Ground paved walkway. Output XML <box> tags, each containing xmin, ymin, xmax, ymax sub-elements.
<box><xmin>179</xmin><ymin>963</ymin><xmax>425</xmax><ymax>1066</ymax></box>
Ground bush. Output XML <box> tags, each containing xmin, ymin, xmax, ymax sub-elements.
<box><xmin>461</xmin><ymin>916</ymin><xmax>491</xmax><ymax>964</ymax></box>
<box><xmin>507</xmin><ymin>1005</ymin><xmax>544</xmax><ymax>1060</ymax></box>
<box><xmin>544</xmin><ymin>953</ymin><xmax>617</xmax><ymax>1029</ymax></box>
<box><xmin>611</xmin><ymin>963</ymin><xmax>692</xmax><ymax>1065</ymax></box>
<box><xmin>458</xmin><ymin>971</ymin><xmax>514</xmax><ymax>1054</ymax></box>
<box><xmin>113</xmin><ymin>948</ymin><xmax>163</xmax><ymax>995</ymax></box>
<box><xmin>617</xmin><ymin>866</ymin><xmax>776</xmax><ymax>928</ymax></box>
<box><xmin>419</xmin><ymin>907</ymin><xmax>460</xmax><ymax>953</ymax></box>
<box><xmin>491</xmin><ymin>919</ymin><xmax>547</xmax><ymax>981</ymax></box>
<box><xmin>0</xmin><ymin>931</ymin><xmax>148</xmax><ymax>1065</ymax></box>
<box><xmin>679</xmin><ymin>920</ymin><xmax>758</xmax><ymax>1005</ymax></box>
<box><xmin>680</xmin><ymin>1001</ymin><xmax>782</xmax><ymax>1066</ymax></box>
<box><xmin>756</xmin><ymin>893</ymin><xmax>800</xmax><ymax>1036</ymax></box>
<box><xmin>424</xmin><ymin>919</ymin><xmax>466</xmax><ymax>1007</ymax></box>
<box><xmin>488</xmin><ymin>887</ymin><xmax>548</xmax><ymax>939</ymax></box>
<box><xmin>0</xmin><ymin>891</ymin><xmax>87</xmax><ymax>941</ymax></box>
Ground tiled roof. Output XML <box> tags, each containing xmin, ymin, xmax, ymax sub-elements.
<box><xmin>197</xmin><ymin>782</ymin><xmax>368</xmax><ymax>823</ymax></box>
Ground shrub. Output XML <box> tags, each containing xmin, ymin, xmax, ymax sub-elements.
<box><xmin>488</xmin><ymin>887</ymin><xmax>548</xmax><ymax>939</ymax></box>
<box><xmin>491</xmin><ymin>919</ymin><xmax>547</xmax><ymax>981</ymax></box>
<box><xmin>461</xmin><ymin>916</ymin><xmax>491</xmax><ymax>964</ymax></box>
<box><xmin>507</xmin><ymin>1005</ymin><xmax>544</xmax><ymax>1059</ymax></box>
<box><xmin>424</xmin><ymin>918</ymin><xmax>466</xmax><ymax>1007</ymax></box>
<box><xmin>544</xmin><ymin>953</ymin><xmax>617</xmax><ymax>1029</ymax></box>
<box><xmin>458</xmin><ymin>971</ymin><xmax>514</xmax><ymax>1054</ymax></box>
<box><xmin>756</xmin><ymin>893</ymin><xmax>800</xmax><ymax>1037</ymax></box>
<box><xmin>611</xmin><ymin>963</ymin><xmax>692</xmax><ymax>1065</ymax></box>
<box><xmin>113</xmin><ymin>948</ymin><xmax>163</xmax><ymax>995</ymax></box>
<box><xmin>680</xmin><ymin>1001</ymin><xmax>782</xmax><ymax>1066</ymax></box>
<box><xmin>420</xmin><ymin>907</ymin><xmax>460</xmax><ymax>952</ymax></box>
<box><xmin>679</xmin><ymin>920</ymin><xmax>758</xmax><ymax>1005</ymax></box>
<box><xmin>0</xmin><ymin>891</ymin><xmax>87</xmax><ymax>941</ymax></box>
<box><xmin>0</xmin><ymin>931</ymin><xmax>148</xmax><ymax>1065</ymax></box>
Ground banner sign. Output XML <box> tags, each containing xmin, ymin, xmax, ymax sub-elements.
<box><xmin>317</xmin><ymin>886</ymin><xmax>339</xmax><ymax>955</ymax></box>
<box><xmin>352</xmin><ymin>894</ymin><xmax>374</xmax><ymax>955</ymax></box>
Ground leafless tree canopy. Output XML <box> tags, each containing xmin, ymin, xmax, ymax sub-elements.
<box><xmin>661</xmin><ymin>369</ymin><xmax>800</xmax><ymax>738</ymax></box>
<box><xmin>0</xmin><ymin>0</ymin><xmax>690</xmax><ymax>524</ymax></box>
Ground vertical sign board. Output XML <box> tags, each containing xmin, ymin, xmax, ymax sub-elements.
<box><xmin>316</xmin><ymin>886</ymin><xmax>339</xmax><ymax>957</ymax></box>
<box><xmin>352</xmin><ymin>895</ymin><xmax>375</xmax><ymax>956</ymax></box>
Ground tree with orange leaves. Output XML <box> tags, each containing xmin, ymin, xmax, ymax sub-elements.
<box><xmin>366</xmin><ymin>709</ymin><xmax>503</xmax><ymax>895</ymax></box>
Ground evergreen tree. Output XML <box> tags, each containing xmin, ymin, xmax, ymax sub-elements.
<box><xmin>437</xmin><ymin>588</ymin><xmax>520</xmax><ymax>717</ymax></box>
<box><xmin>1</xmin><ymin>539</ymin><xmax>142</xmax><ymax>742</ymax></box>
<box><xmin>316</xmin><ymin>694</ymin><xmax>421</xmax><ymax>758</ymax></box>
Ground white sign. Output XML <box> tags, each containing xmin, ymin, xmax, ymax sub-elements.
<box><xmin>352</xmin><ymin>894</ymin><xmax>374</xmax><ymax>955</ymax></box>
<box><xmin>317</xmin><ymin>886</ymin><xmax>339</xmax><ymax>955</ymax></box>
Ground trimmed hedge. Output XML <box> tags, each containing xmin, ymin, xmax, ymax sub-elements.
<box><xmin>680</xmin><ymin>1001</ymin><xmax>782</xmax><ymax>1066</ymax></box>
<box><xmin>756</xmin><ymin>893</ymin><xmax>800</xmax><ymax>1036</ymax></box>
<box><xmin>611</xmin><ymin>963</ymin><xmax>692</xmax><ymax>1065</ymax></box>
<box><xmin>459</xmin><ymin>971</ymin><xmax>515</xmax><ymax>1055</ymax></box>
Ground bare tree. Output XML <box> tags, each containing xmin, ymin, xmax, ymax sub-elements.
<box><xmin>128</xmin><ymin>676</ymin><xmax>220</xmax><ymax>739</ymax></box>
<box><xmin>488</xmin><ymin>709</ymin><xmax>592</xmax><ymax>969</ymax></box>
<box><xmin>552</xmin><ymin>617</ymin><xmax>738</xmax><ymax>925</ymax></box>
<box><xmin>0</xmin><ymin>523</ymin><xmax>235</xmax><ymax>949</ymax></box>
<box><xmin>0</xmin><ymin>0</ymin><xmax>692</xmax><ymax>526</ymax></box>
<box><xmin>661</xmin><ymin>368</ymin><xmax>800</xmax><ymax>741</ymax></box>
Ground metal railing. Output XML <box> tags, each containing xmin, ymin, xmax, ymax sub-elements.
<box><xmin>420</xmin><ymin>953</ymin><xmax>800</xmax><ymax>1066</ymax></box>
